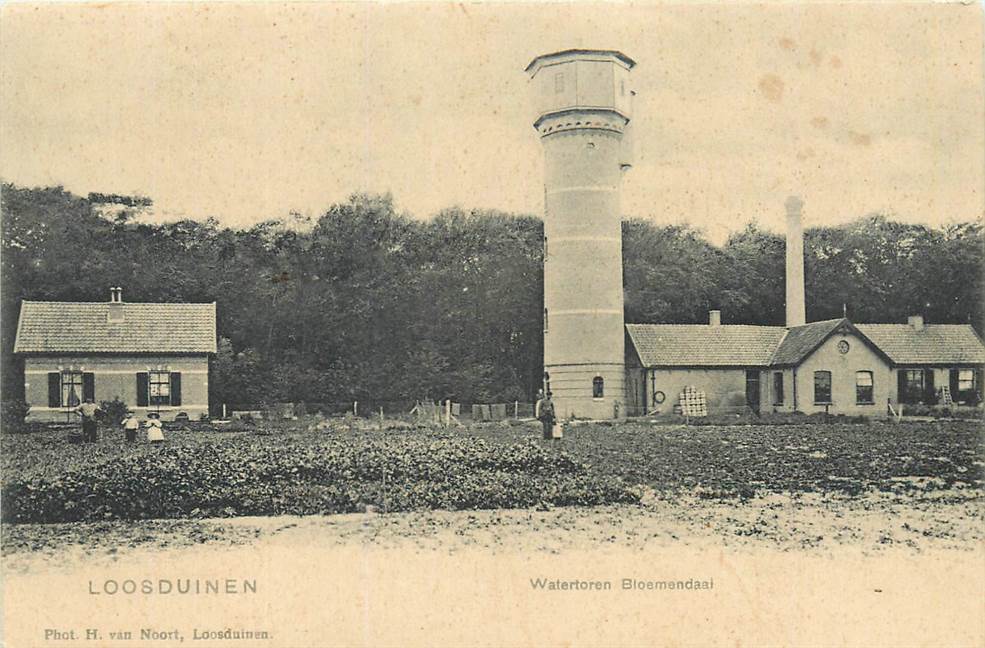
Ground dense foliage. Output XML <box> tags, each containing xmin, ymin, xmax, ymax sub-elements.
<box><xmin>2</xmin><ymin>183</ymin><xmax>981</xmax><ymax>407</ymax></box>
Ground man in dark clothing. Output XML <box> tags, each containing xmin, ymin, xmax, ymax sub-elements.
<box><xmin>537</xmin><ymin>392</ymin><xmax>555</xmax><ymax>440</ymax></box>
<box><xmin>75</xmin><ymin>398</ymin><xmax>100</xmax><ymax>442</ymax></box>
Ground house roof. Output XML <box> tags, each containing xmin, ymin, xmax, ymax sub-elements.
<box><xmin>14</xmin><ymin>301</ymin><xmax>217</xmax><ymax>354</ymax></box>
<box><xmin>854</xmin><ymin>324</ymin><xmax>985</xmax><ymax>365</ymax></box>
<box><xmin>770</xmin><ymin>319</ymin><xmax>845</xmax><ymax>366</ymax></box>
<box><xmin>625</xmin><ymin>323</ymin><xmax>787</xmax><ymax>367</ymax></box>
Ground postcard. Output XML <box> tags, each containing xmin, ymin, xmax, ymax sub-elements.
<box><xmin>2</xmin><ymin>2</ymin><xmax>983</xmax><ymax>646</ymax></box>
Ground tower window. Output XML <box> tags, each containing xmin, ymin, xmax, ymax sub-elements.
<box><xmin>554</xmin><ymin>73</ymin><xmax>564</xmax><ymax>93</ymax></box>
<box><xmin>543</xmin><ymin>308</ymin><xmax>548</xmax><ymax>333</ymax></box>
<box><xmin>593</xmin><ymin>376</ymin><xmax>604</xmax><ymax>398</ymax></box>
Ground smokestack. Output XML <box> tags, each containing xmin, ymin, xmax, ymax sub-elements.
<box><xmin>709</xmin><ymin>310</ymin><xmax>721</xmax><ymax>326</ymax></box>
<box><xmin>784</xmin><ymin>196</ymin><xmax>806</xmax><ymax>327</ymax></box>
<box><xmin>908</xmin><ymin>314</ymin><xmax>924</xmax><ymax>331</ymax></box>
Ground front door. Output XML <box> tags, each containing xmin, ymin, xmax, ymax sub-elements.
<box><xmin>745</xmin><ymin>370</ymin><xmax>761</xmax><ymax>414</ymax></box>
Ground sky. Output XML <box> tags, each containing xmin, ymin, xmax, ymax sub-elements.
<box><xmin>2</xmin><ymin>2</ymin><xmax>982</xmax><ymax>244</ymax></box>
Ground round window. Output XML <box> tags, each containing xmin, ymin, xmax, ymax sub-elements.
<box><xmin>837</xmin><ymin>340</ymin><xmax>850</xmax><ymax>354</ymax></box>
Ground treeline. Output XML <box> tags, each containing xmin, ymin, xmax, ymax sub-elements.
<box><xmin>2</xmin><ymin>183</ymin><xmax>981</xmax><ymax>406</ymax></box>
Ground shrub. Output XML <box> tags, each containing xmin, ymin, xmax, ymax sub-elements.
<box><xmin>99</xmin><ymin>398</ymin><xmax>129</xmax><ymax>425</ymax></box>
<box><xmin>1</xmin><ymin>400</ymin><xmax>31</xmax><ymax>433</ymax></box>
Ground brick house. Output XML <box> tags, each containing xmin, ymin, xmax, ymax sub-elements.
<box><xmin>14</xmin><ymin>288</ymin><xmax>217</xmax><ymax>422</ymax></box>
<box><xmin>625</xmin><ymin>312</ymin><xmax>985</xmax><ymax>417</ymax></box>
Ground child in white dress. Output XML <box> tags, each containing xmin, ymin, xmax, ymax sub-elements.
<box><xmin>145</xmin><ymin>413</ymin><xmax>165</xmax><ymax>444</ymax></box>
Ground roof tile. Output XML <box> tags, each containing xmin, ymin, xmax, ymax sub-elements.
<box><xmin>626</xmin><ymin>323</ymin><xmax>786</xmax><ymax>367</ymax></box>
<box><xmin>855</xmin><ymin>324</ymin><xmax>985</xmax><ymax>365</ymax></box>
<box><xmin>14</xmin><ymin>301</ymin><xmax>217</xmax><ymax>354</ymax></box>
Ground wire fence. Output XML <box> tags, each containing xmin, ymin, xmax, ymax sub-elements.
<box><xmin>216</xmin><ymin>400</ymin><xmax>537</xmax><ymax>421</ymax></box>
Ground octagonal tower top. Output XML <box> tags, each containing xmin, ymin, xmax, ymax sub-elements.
<box><xmin>526</xmin><ymin>49</ymin><xmax>635</xmax><ymax>129</ymax></box>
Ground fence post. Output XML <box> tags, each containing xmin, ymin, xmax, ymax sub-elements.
<box><xmin>353</xmin><ymin>401</ymin><xmax>358</xmax><ymax>416</ymax></box>
<box><xmin>515</xmin><ymin>400</ymin><xmax>519</xmax><ymax>419</ymax></box>
<box><xmin>222</xmin><ymin>403</ymin><xmax>227</xmax><ymax>418</ymax></box>
<box><xmin>445</xmin><ymin>399</ymin><xmax>451</xmax><ymax>426</ymax></box>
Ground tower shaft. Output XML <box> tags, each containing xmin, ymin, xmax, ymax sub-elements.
<box><xmin>527</xmin><ymin>50</ymin><xmax>635</xmax><ymax>419</ymax></box>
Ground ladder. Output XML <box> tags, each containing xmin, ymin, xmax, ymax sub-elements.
<box><xmin>940</xmin><ymin>385</ymin><xmax>953</xmax><ymax>406</ymax></box>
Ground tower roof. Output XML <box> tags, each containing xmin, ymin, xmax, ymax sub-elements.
<box><xmin>525</xmin><ymin>49</ymin><xmax>636</xmax><ymax>75</ymax></box>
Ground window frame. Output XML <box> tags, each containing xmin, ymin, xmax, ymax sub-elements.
<box><xmin>592</xmin><ymin>376</ymin><xmax>604</xmax><ymax>399</ymax></box>
<box><xmin>855</xmin><ymin>370</ymin><xmax>874</xmax><ymax>405</ymax></box>
<box><xmin>901</xmin><ymin>369</ymin><xmax>924</xmax><ymax>404</ymax></box>
<box><xmin>148</xmin><ymin>370</ymin><xmax>172</xmax><ymax>406</ymax></box>
<box><xmin>772</xmin><ymin>371</ymin><xmax>784</xmax><ymax>406</ymax></box>
<box><xmin>957</xmin><ymin>369</ymin><xmax>975</xmax><ymax>392</ymax></box>
<box><xmin>61</xmin><ymin>370</ymin><xmax>83</xmax><ymax>407</ymax></box>
<box><xmin>813</xmin><ymin>370</ymin><xmax>832</xmax><ymax>404</ymax></box>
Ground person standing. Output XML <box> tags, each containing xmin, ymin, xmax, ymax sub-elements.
<box><xmin>145</xmin><ymin>412</ymin><xmax>165</xmax><ymax>445</ymax></box>
<box><xmin>75</xmin><ymin>398</ymin><xmax>100</xmax><ymax>442</ymax></box>
<box><xmin>121</xmin><ymin>410</ymin><xmax>141</xmax><ymax>443</ymax></box>
<box><xmin>145</xmin><ymin>412</ymin><xmax>165</xmax><ymax>444</ymax></box>
<box><xmin>537</xmin><ymin>391</ymin><xmax>556</xmax><ymax>440</ymax></box>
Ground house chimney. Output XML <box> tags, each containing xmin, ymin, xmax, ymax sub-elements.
<box><xmin>908</xmin><ymin>314</ymin><xmax>924</xmax><ymax>331</ymax></box>
<box><xmin>709</xmin><ymin>310</ymin><xmax>721</xmax><ymax>326</ymax></box>
<box><xmin>784</xmin><ymin>195</ymin><xmax>806</xmax><ymax>327</ymax></box>
<box><xmin>108</xmin><ymin>286</ymin><xmax>124</xmax><ymax>323</ymax></box>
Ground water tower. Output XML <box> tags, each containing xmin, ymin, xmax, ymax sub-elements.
<box><xmin>526</xmin><ymin>49</ymin><xmax>636</xmax><ymax>419</ymax></box>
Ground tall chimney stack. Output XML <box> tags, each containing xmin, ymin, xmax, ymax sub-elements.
<box><xmin>784</xmin><ymin>196</ymin><xmax>806</xmax><ymax>327</ymax></box>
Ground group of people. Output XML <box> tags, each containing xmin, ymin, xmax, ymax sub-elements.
<box><xmin>73</xmin><ymin>398</ymin><xmax>165</xmax><ymax>444</ymax></box>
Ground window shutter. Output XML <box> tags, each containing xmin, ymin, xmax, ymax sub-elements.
<box><xmin>170</xmin><ymin>372</ymin><xmax>182</xmax><ymax>406</ymax></box>
<box><xmin>924</xmin><ymin>369</ymin><xmax>935</xmax><ymax>401</ymax></box>
<box><xmin>897</xmin><ymin>370</ymin><xmax>906</xmax><ymax>403</ymax></box>
<box><xmin>82</xmin><ymin>373</ymin><xmax>95</xmax><ymax>402</ymax></box>
<box><xmin>48</xmin><ymin>373</ymin><xmax>61</xmax><ymax>407</ymax></box>
<box><xmin>136</xmin><ymin>372</ymin><xmax>149</xmax><ymax>407</ymax></box>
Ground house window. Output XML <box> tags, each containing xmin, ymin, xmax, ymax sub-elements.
<box><xmin>953</xmin><ymin>369</ymin><xmax>980</xmax><ymax>403</ymax></box>
<box><xmin>555</xmin><ymin>73</ymin><xmax>565</xmax><ymax>93</ymax></box>
<box><xmin>543</xmin><ymin>308</ymin><xmax>548</xmax><ymax>333</ymax></box>
<box><xmin>813</xmin><ymin>371</ymin><xmax>832</xmax><ymax>404</ymax></box>
<box><xmin>856</xmin><ymin>371</ymin><xmax>874</xmax><ymax>404</ymax></box>
<box><xmin>772</xmin><ymin>372</ymin><xmax>784</xmax><ymax>405</ymax></box>
<box><xmin>61</xmin><ymin>371</ymin><xmax>83</xmax><ymax>407</ymax></box>
<box><xmin>593</xmin><ymin>376</ymin><xmax>604</xmax><ymax>399</ymax></box>
<box><xmin>899</xmin><ymin>369</ymin><xmax>927</xmax><ymax>404</ymax></box>
<box><xmin>149</xmin><ymin>371</ymin><xmax>171</xmax><ymax>406</ymax></box>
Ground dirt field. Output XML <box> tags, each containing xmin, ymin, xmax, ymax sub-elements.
<box><xmin>3</xmin><ymin>418</ymin><xmax>982</xmax><ymax>563</ymax></box>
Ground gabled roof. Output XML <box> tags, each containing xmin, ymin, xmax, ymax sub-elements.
<box><xmin>625</xmin><ymin>323</ymin><xmax>786</xmax><ymax>367</ymax></box>
<box><xmin>770</xmin><ymin>318</ymin><xmax>847</xmax><ymax>366</ymax></box>
<box><xmin>14</xmin><ymin>301</ymin><xmax>217</xmax><ymax>354</ymax></box>
<box><xmin>855</xmin><ymin>324</ymin><xmax>985</xmax><ymax>365</ymax></box>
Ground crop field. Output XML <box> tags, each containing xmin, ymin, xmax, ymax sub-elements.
<box><xmin>1</xmin><ymin>418</ymin><xmax>981</xmax><ymax>526</ymax></box>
